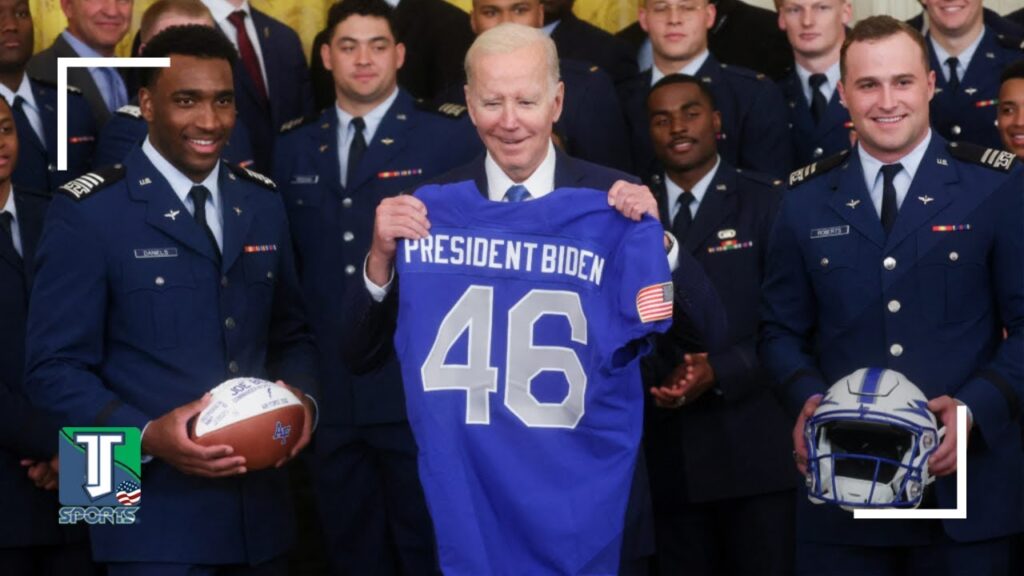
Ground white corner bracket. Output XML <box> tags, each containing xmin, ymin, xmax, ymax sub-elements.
<box><xmin>56</xmin><ymin>57</ymin><xmax>170</xmax><ymax>171</ymax></box>
<box><xmin>855</xmin><ymin>405</ymin><xmax>968</xmax><ymax>520</ymax></box>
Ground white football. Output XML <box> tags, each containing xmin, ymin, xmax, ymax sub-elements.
<box><xmin>189</xmin><ymin>377</ymin><xmax>305</xmax><ymax>470</ymax></box>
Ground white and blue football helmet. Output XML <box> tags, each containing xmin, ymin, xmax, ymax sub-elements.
<box><xmin>805</xmin><ymin>368</ymin><xmax>942</xmax><ymax>511</ymax></box>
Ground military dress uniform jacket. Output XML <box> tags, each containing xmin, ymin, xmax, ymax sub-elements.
<box><xmin>221</xmin><ymin>8</ymin><xmax>314</xmax><ymax>173</ymax></box>
<box><xmin>24</xmin><ymin>148</ymin><xmax>318</xmax><ymax>564</ymax></box>
<box><xmin>928</xmin><ymin>28</ymin><xmax>1023</xmax><ymax>150</ymax></box>
<box><xmin>272</xmin><ymin>89</ymin><xmax>482</xmax><ymax>428</ymax></box>
<box><xmin>0</xmin><ymin>187</ymin><xmax>89</xmax><ymax>551</ymax></box>
<box><xmin>778</xmin><ymin>69</ymin><xmax>853</xmax><ymax>168</ymax></box>
<box><xmin>435</xmin><ymin>59</ymin><xmax>633</xmax><ymax>173</ymax></box>
<box><xmin>93</xmin><ymin>103</ymin><xmax>255</xmax><ymax>168</ymax></box>
<box><xmin>760</xmin><ymin>138</ymin><xmax>1024</xmax><ymax>545</ymax></box>
<box><xmin>11</xmin><ymin>79</ymin><xmax>97</xmax><ymax>194</ymax></box>
<box><xmin>646</xmin><ymin>164</ymin><xmax>795</xmax><ymax>502</ymax></box>
<box><xmin>620</xmin><ymin>57</ymin><xmax>793</xmax><ymax>178</ymax></box>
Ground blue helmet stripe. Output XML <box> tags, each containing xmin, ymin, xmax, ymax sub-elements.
<box><xmin>859</xmin><ymin>368</ymin><xmax>884</xmax><ymax>404</ymax></box>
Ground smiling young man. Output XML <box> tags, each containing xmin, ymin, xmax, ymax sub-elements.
<box><xmin>25</xmin><ymin>25</ymin><xmax>318</xmax><ymax>576</ymax></box>
<box><xmin>272</xmin><ymin>1</ymin><xmax>481</xmax><ymax>574</ymax></box>
<box><xmin>917</xmin><ymin>0</ymin><xmax>1023</xmax><ymax>149</ymax></box>
<box><xmin>761</xmin><ymin>16</ymin><xmax>1023</xmax><ymax>576</ymax></box>
<box><xmin>775</xmin><ymin>0</ymin><xmax>855</xmax><ymax>165</ymax></box>
<box><xmin>641</xmin><ymin>74</ymin><xmax>793</xmax><ymax>576</ymax></box>
<box><xmin>997</xmin><ymin>60</ymin><xmax>1024</xmax><ymax>159</ymax></box>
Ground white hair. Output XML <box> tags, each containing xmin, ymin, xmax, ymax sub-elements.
<box><xmin>465</xmin><ymin>23</ymin><xmax>560</xmax><ymax>91</ymax></box>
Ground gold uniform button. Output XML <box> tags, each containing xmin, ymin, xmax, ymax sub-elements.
<box><xmin>883</xmin><ymin>257</ymin><xmax>896</xmax><ymax>270</ymax></box>
<box><xmin>890</xmin><ymin>343</ymin><xmax>904</xmax><ymax>357</ymax></box>
<box><xmin>888</xmin><ymin>300</ymin><xmax>901</xmax><ymax>313</ymax></box>
<box><xmin>154</xmin><ymin>276</ymin><xmax>165</xmax><ymax>286</ymax></box>
<box><xmin>949</xmin><ymin>251</ymin><xmax>959</xmax><ymax>262</ymax></box>
<box><xmin>228</xmin><ymin>360</ymin><xmax>239</xmax><ymax>373</ymax></box>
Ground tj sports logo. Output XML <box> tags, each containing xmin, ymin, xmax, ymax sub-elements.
<box><xmin>58</xmin><ymin>427</ymin><xmax>141</xmax><ymax>525</ymax></box>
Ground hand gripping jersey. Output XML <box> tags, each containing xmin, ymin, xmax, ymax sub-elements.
<box><xmin>394</xmin><ymin>182</ymin><xmax>673</xmax><ymax>575</ymax></box>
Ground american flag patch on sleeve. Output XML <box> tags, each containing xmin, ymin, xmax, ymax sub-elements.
<box><xmin>636</xmin><ymin>282</ymin><xmax>673</xmax><ymax>323</ymax></box>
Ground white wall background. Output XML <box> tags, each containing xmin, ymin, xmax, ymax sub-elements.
<box><xmin>746</xmin><ymin>0</ymin><xmax>1024</xmax><ymax>21</ymax></box>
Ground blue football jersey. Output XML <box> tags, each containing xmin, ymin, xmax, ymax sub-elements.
<box><xmin>394</xmin><ymin>181</ymin><xmax>673</xmax><ymax>575</ymax></box>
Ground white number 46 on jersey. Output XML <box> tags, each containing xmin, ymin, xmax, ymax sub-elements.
<box><xmin>421</xmin><ymin>285</ymin><xmax>587</xmax><ymax>429</ymax></box>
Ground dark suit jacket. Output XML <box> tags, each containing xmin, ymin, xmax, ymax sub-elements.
<box><xmin>551</xmin><ymin>12</ymin><xmax>638</xmax><ymax>84</ymax></box>
<box><xmin>616</xmin><ymin>0</ymin><xmax>793</xmax><ymax>81</ymax></box>
<box><xmin>0</xmin><ymin>187</ymin><xmax>86</xmax><ymax>548</ymax></box>
<box><xmin>1010</xmin><ymin>7</ymin><xmax>1024</xmax><ymax>29</ymax></box>
<box><xmin>778</xmin><ymin>70</ymin><xmax>853</xmax><ymax>167</ymax></box>
<box><xmin>223</xmin><ymin>9</ymin><xmax>313</xmax><ymax>173</ymax></box>
<box><xmin>27</xmin><ymin>34</ymin><xmax>116</xmax><ymax>128</ymax></box>
<box><xmin>645</xmin><ymin>164</ymin><xmax>795</xmax><ymax>502</ymax></box>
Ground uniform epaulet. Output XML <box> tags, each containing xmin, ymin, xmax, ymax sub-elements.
<box><xmin>718</xmin><ymin>62</ymin><xmax>763</xmax><ymax>81</ymax></box>
<box><xmin>995</xmin><ymin>33</ymin><xmax>1024</xmax><ymax>51</ymax></box>
<box><xmin>417</xmin><ymin>99</ymin><xmax>467</xmax><ymax>118</ymax></box>
<box><xmin>28</xmin><ymin>76</ymin><xmax>83</xmax><ymax>94</ymax></box>
<box><xmin>58</xmin><ymin>164</ymin><xmax>125</xmax><ymax>200</ymax></box>
<box><xmin>735</xmin><ymin>168</ymin><xmax>784</xmax><ymax>188</ymax></box>
<box><xmin>788</xmin><ymin>149</ymin><xmax>850</xmax><ymax>187</ymax></box>
<box><xmin>115</xmin><ymin>104</ymin><xmax>141</xmax><ymax>119</ymax></box>
<box><xmin>588</xmin><ymin>65</ymin><xmax>602</xmax><ymax>74</ymax></box>
<box><xmin>279</xmin><ymin>115</ymin><xmax>312</xmax><ymax>133</ymax></box>
<box><xmin>947</xmin><ymin>141</ymin><xmax>1018</xmax><ymax>172</ymax></box>
<box><xmin>227</xmin><ymin>163</ymin><xmax>277</xmax><ymax>190</ymax></box>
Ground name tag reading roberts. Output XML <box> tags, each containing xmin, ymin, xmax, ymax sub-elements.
<box><xmin>810</xmin><ymin>226</ymin><xmax>850</xmax><ymax>240</ymax></box>
<box><xmin>134</xmin><ymin>248</ymin><xmax>178</xmax><ymax>259</ymax></box>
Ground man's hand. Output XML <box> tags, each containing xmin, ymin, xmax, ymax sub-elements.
<box><xmin>928</xmin><ymin>395</ymin><xmax>972</xmax><ymax>477</ymax></box>
<box><xmin>21</xmin><ymin>454</ymin><xmax>59</xmax><ymax>490</ymax></box>
<box><xmin>792</xmin><ymin>394</ymin><xmax>823</xmax><ymax>476</ymax></box>
<box><xmin>274</xmin><ymin>381</ymin><xmax>314</xmax><ymax>468</ymax></box>
<box><xmin>608</xmin><ymin>180</ymin><xmax>658</xmax><ymax>221</ymax></box>
<box><xmin>649</xmin><ymin>353</ymin><xmax>716</xmax><ymax>408</ymax></box>
<box><xmin>142</xmin><ymin>394</ymin><xmax>247</xmax><ymax>478</ymax></box>
<box><xmin>367</xmin><ymin>195</ymin><xmax>430</xmax><ymax>286</ymax></box>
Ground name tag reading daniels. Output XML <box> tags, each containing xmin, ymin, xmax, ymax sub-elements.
<box><xmin>134</xmin><ymin>248</ymin><xmax>178</xmax><ymax>259</ymax></box>
<box><xmin>810</xmin><ymin>226</ymin><xmax>850</xmax><ymax>240</ymax></box>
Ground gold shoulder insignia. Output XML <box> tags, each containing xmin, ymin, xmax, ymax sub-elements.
<box><xmin>228</xmin><ymin>163</ymin><xmax>277</xmax><ymax>190</ymax></box>
<box><xmin>115</xmin><ymin>104</ymin><xmax>141</xmax><ymax>119</ymax></box>
<box><xmin>59</xmin><ymin>164</ymin><xmax>126</xmax><ymax>200</ymax></box>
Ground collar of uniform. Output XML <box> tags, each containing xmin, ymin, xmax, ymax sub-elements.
<box><xmin>335</xmin><ymin>87</ymin><xmax>400</xmax><ymax>147</ymax></box>
<box><xmin>858</xmin><ymin>130</ymin><xmax>932</xmax><ymax>211</ymax></box>
<box><xmin>664</xmin><ymin>155</ymin><xmax>720</xmax><ymax>220</ymax></box>
<box><xmin>651</xmin><ymin>49</ymin><xmax>710</xmax><ymax>86</ymax></box>
<box><xmin>794</xmin><ymin>60</ymin><xmax>840</xmax><ymax>106</ymax></box>
<box><xmin>141</xmin><ymin>137</ymin><xmax>221</xmax><ymax>213</ymax></box>
<box><xmin>2</xmin><ymin>185</ymin><xmax>17</xmax><ymax>222</ymax></box>
<box><xmin>60</xmin><ymin>29</ymin><xmax>104</xmax><ymax>58</ymax></box>
<box><xmin>542</xmin><ymin>20</ymin><xmax>560</xmax><ymax>36</ymax></box>
<box><xmin>928</xmin><ymin>26</ymin><xmax>985</xmax><ymax>80</ymax></box>
<box><xmin>205</xmin><ymin>0</ymin><xmax>252</xmax><ymax>26</ymax></box>
<box><xmin>484</xmin><ymin>141</ymin><xmax>557</xmax><ymax>202</ymax></box>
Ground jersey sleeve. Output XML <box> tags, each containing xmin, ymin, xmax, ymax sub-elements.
<box><xmin>611</xmin><ymin>216</ymin><xmax>674</xmax><ymax>351</ymax></box>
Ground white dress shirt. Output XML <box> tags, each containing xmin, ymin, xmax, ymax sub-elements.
<box><xmin>142</xmin><ymin>138</ymin><xmax>224</xmax><ymax>250</ymax></box>
<box><xmin>651</xmin><ymin>49</ymin><xmax>710</xmax><ymax>86</ymax></box>
<box><xmin>336</xmin><ymin>88</ymin><xmax>399</xmax><ymax>187</ymax></box>
<box><xmin>929</xmin><ymin>28</ymin><xmax>984</xmax><ymax>84</ymax></box>
<box><xmin>204</xmin><ymin>0</ymin><xmax>269</xmax><ymax>90</ymax></box>
<box><xmin>665</xmin><ymin>155</ymin><xmax>720</xmax><ymax>222</ymax></box>
<box><xmin>1</xmin><ymin>190</ymin><xmax>22</xmax><ymax>256</ymax></box>
<box><xmin>858</xmin><ymin>130</ymin><xmax>932</xmax><ymax>218</ymax></box>
<box><xmin>795</xmin><ymin>61</ymin><xmax>840</xmax><ymax>109</ymax></box>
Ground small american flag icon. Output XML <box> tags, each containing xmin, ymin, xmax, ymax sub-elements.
<box><xmin>116</xmin><ymin>480</ymin><xmax>141</xmax><ymax>506</ymax></box>
<box><xmin>636</xmin><ymin>282</ymin><xmax>673</xmax><ymax>323</ymax></box>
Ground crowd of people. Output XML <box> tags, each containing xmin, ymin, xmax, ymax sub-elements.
<box><xmin>0</xmin><ymin>0</ymin><xmax>1022</xmax><ymax>575</ymax></box>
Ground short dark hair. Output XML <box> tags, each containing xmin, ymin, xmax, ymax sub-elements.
<box><xmin>648</xmin><ymin>73</ymin><xmax>717</xmax><ymax>111</ymax></box>
<box><xmin>840</xmin><ymin>16</ymin><xmax>929</xmax><ymax>81</ymax></box>
<box><xmin>324</xmin><ymin>0</ymin><xmax>399</xmax><ymax>43</ymax></box>
<box><xmin>139</xmin><ymin>24</ymin><xmax>238</xmax><ymax>88</ymax></box>
<box><xmin>1001</xmin><ymin>59</ymin><xmax>1024</xmax><ymax>86</ymax></box>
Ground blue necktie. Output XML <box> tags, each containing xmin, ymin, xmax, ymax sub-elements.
<box><xmin>504</xmin><ymin>184</ymin><xmax>531</xmax><ymax>202</ymax></box>
<box><xmin>880</xmin><ymin>163</ymin><xmax>902</xmax><ymax>235</ymax></box>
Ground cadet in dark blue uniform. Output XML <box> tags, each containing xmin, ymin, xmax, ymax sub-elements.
<box><xmin>918</xmin><ymin>0</ymin><xmax>1023</xmax><ymax>149</ymax></box>
<box><xmin>273</xmin><ymin>1</ymin><xmax>481</xmax><ymax>574</ymax></box>
<box><xmin>761</xmin><ymin>18</ymin><xmax>1023</xmax><ymax>576</ymax></box>
<box><xmin>202</xmin><ymin>0</ymin><xmax>313</xmax><ymax>173</ymax></box>
<box><xmin>541</xmin><ymin>0</ymin><xmax>638</xmax><ymax>84</ymax></box>
<box><xmin>998</xmin><ymin>59</ymin><xmax>1024</xmax><ymax>160</ymax></box>
<box><xmin>0</xmin><ymin>0</ymin><xmax>95</xmax><ymax>192</ymax></box>
<box><xmin>620</xmin><ymin>0</ymin><xmax>791</xmax><ymax>177</ymax></box>
<box><xmin>0</xmin><ymin>88</ymin><xmax>97</xmax><ymax>576</ymax></box>
<box><xmin>641</xmin><ymin>74</ymin><xmax>794</xmax><ymax>576</ymax></box>
<box><xmin>94</xmin><ymin>0</ymin><xmax>256</xmax><ymax>168</ymax></box>
<box><xmin>776</xmin><ymin>0</ymin><xmax>855</xmax><ymax>166</ymax></box>
<box><xmin>24</xmin><ymin>26</ymin><xmax>317</xmax><ymax>576</ymax></box>
<box><xmin>451</xmin><ymin>0</ymin><xmax>632</xmax><ymax>173</ymax></box>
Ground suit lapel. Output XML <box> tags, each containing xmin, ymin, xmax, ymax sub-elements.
<box><xmin>220</xmin><ymin>167</ymin><xmax>255</xmax><ymax>273</ymax></box>
<box><xmin>54</xmin><ymin>36</ymin><xmax>110</xmax><ymax>125</ymax></box>
<box><xmin>885</xmin><ymin>138</ymin><xmax>956</xmax><ymax>250</ymax></box>
<box><xmin>553</xmin><ymin>148</ymin><xmax>587</xmax><ymax>189</ymax></box>
<box><xmin>683</xmin><ymin>166</ymin><xmax>737</xmax><ymax>253</ymax></box>
<box><xmin>827</xmin><ymin>151</ymin><xmax>886</xmax><ymax>248</ymax></box>
<box><xmin>346</xmin><ymin>93</ymin><xmax>414</xmax><ymax>191</ymax></box>
<box><xmin>130</xmin><ymin>151</ymin><xmax>220</xmax><ymax>265</ymax></box>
